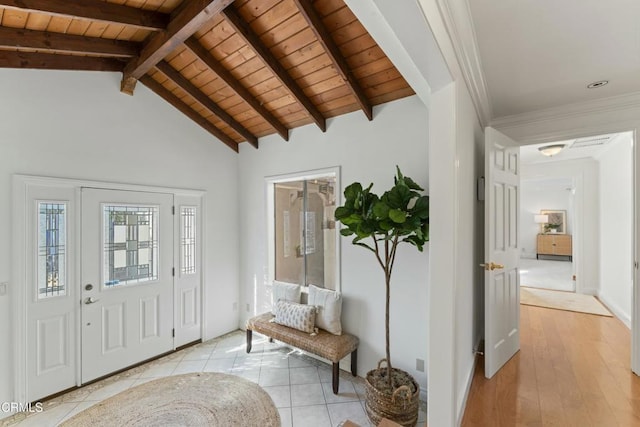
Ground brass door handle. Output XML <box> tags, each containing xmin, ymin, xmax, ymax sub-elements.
<box><xmin>480</xmin><ymin>262</ymin><xmax>505</xmax><ymax>271</ymax></box>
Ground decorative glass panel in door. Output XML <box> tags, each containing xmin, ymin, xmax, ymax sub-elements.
<box><xmin>103</xmin><ymin>205</ymin><xmax>158</xmax><ymax>287</ymax></box>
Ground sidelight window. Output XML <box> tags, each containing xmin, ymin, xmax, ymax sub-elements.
<box><xmin>180</xmin><ymin>206</ymin><xmax>197</xmax><ymax>275</ymax></box>
<box><xmin>37</xmin><ymin>202</ymin><xmax>67</xmax><ymax>298</ymax></box>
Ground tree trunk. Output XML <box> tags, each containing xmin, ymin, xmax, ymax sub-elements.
<box><xmin>385</xmin><ymin>272</ymin><xmax>392</xmax><ymax>386</ymax></box>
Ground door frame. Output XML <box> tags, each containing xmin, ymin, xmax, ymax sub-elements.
<box><xmin>11</xmin><ymin>175</ymin><xmax>206</xmax><ymax>404</ymax></box>
<box><xmin>492</xmin><ymin>124</ymin><xmax>639</xmax><ymax>375</ymax></box>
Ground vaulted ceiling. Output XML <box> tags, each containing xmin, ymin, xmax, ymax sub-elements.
<box><xmin>0</xmin><ymin>0</ymin><xmax>414</xmax><ymax>151</ymax></box>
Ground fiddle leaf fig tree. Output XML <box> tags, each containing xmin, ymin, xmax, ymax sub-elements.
<box><xmin>335</xmin><ymin>167</ymin><xmax>429</xmax><ymax>386</ymax></box>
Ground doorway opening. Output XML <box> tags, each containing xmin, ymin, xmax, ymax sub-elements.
<box><xmin>517</xmin><ymin>131</ymin><xmax>634</xmax><ymax>326</ymax></box>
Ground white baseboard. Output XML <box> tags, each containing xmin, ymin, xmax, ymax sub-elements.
<box><xmin>580</xmin><ymin>287</ymin><xmax>598</xmax><ymax>296</ymax></box>
<box><xmin>597</xmin><ymin>292</ymin><xmax>631</xmax><ymax>329</ymax></box>
<box><xmin>521</xmin><ymin>253</ymin><xmax>536</xmax><ymax>260</ymax></box>
<box><xmin>456</xmin><ymin>347</ymin><xmax>479</xmax><ymax>426</ymax></box>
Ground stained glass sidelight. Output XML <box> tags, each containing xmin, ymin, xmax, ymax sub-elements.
<box><xmin>103</xmin><ymin>205</ymin><xmax>158</xmax><ymax>287</ymax></box>
<box><xmin>180</xmin><ymin>207</ymin><xmax>196</xmax><ymax>275</ymax></box>
<box><xmin>38</xmin><ymin>202</ymin><xmax>67</xmax><ymax>298</ymax></box>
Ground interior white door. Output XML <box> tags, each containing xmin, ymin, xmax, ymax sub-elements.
<box><xmin>81</xmin><ymin>188</ymin><xmax>174</xmax><ymax>383</ymax></box>
<box><xmin>484</xmin><ymin>127</ymin><xmax>521</xmax><ymax>379</ymax></box>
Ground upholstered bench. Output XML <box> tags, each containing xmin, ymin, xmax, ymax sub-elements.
<box><xmin>246</xmin><ymin>312</ymin><xmax>359</xmax><ymax>394</ymax></box>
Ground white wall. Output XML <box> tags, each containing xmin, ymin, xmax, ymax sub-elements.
<box><xmin>238</xmin><ymin>96</ymin><xmax>429</xmax><ymax>393</ymax></box>
<box><xmin>520</xmin><ymin>179</ymin><xmax>573</xmax><ymax>259</ymax></box>
<box><xmin>0</xmin><ymin>69</ymin><xmax>240</xmax><ymax>407</ymax></box>
<box><xmin>598</xmin><ymin>135</ymin><xmax>633</xmax><ymax>326</ymax></box>
<box><xmin>454</xmin><ymin>83</ymin><xmax>485</xmax><ymax>421</ymax></box>
<box><xmin>521</xmin><ymin>159</ymin><xmax>599</xmax><ymax>294</ymax></box>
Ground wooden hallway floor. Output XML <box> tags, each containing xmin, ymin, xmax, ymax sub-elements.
<box><xmin>462</xmin><ymin>304</ymin><xmax>640</xmax><ymax>426</ymax></box>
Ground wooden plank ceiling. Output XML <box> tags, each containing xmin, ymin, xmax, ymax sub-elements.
<box><xmin>0</xmin><ymin>0</ymin><xmax>414</xmax><ymax>151</ymax></box>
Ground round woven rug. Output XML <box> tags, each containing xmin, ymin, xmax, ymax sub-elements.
<box><xmin>61</xmin><ymin>373</ymin><xmax>280</xmax><ymax>427</ymax></box>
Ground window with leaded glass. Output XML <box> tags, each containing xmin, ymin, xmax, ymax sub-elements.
<box><xmin>103</xmin><ymin>205</ymin><xmax>158</xmax><ymax>287</ymax></box>
<box><xmin>37</xmin><ymin>202</ymin><xmax>67</xmax><ymax>298</ymax></box>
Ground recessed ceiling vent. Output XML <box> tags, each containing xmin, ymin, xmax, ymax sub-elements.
<box><xmin>570</xmin><ymin>135</ymin><xmax>613</xmax><ymax>149</ymax></box>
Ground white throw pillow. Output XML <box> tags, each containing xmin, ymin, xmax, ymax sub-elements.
<box><xmin>308</xmin><ymin>284</ymin><xmax>342</xmax><ymax>335</ymax></box>
<box><xmin>271</xmin><ymin>281</ymin><xmax>302</xmax><ymax>314</ymax></box>
<box><xmin>273</xmin><ymin>300</ymin><xmax>316</xmax><ymax>334</ymax></box>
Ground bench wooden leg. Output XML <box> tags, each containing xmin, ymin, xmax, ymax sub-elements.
<box><xmin>332</xmin><ymin>362</ymin><xmax>339</xmax><ymax>394</ymax></box>
<box><xmin>350</xmin><ymin>349</ymin><xmax>357</xmax><ymax>376</ymax></box>
<box><xmin>246</xmin><ymin>329</ymin><xmax>252</xmax><ymax>353</ymax></box>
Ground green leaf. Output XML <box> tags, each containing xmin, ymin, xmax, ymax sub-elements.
<box><xmin>335</xmin><ymin>206</ymin><xmax>351</xmax><ymax>220</ymax></box>
<box><xmin>373</xmin><ymin>202</ymin><xmax>390</xmax><ymax>219</ymax></box>
<box><xmin>340</xmin><ymin>229</ymin><xmax>354</xmax><ymax>236</ymax></box>
<box><xmin>411</xmin><ymin>196</ymin><xmax>429</xmax><ymax>219</ymax></box>
<box><xmin>344</xmin><ymin>182</ymin><xmax>363</xmax><ymax>201</ymax></box>
<box><xmin>387</xmin><ymin>185</ymin><xmax>411</xmax><ymax>209</ymax></box>
<box><xmin>402</xmin><ymin>235</ymin><xmax>425</xmax><ymax>251</ymax></box>
<box><xmin>403</xmin><ymin>176</ymin><xmax>424</xmax><ymax>191</ymax></box>
<box><xmin>395</xmin><ymin>166</ymin><xmax>404</xmax><ymax>184</ymax></box>
<box><xmin>353</xmin><ymin>241</ymin><xmax>375</xmax><ymax>253</ymax></box>
<box><xmin>379</xmin><ymin>220</ymin><xmax>394</xmax><ymax>231</ymax></box>
<box><xmin>388</xmin><ymin>209</ymin><xmax>407</xmax><ymax>223</ymax></box>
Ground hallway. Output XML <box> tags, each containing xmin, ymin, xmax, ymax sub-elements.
<box><xmin>462</xmin><ymin>305</ymin><xmax>640</xmax><ymax>426</ymax></box>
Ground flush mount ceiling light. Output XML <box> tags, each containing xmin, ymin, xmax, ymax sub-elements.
<box><xmin>587</xmin><ymin>80</ymin><xmax>608</xmax><ymax>89</ymax></box>
<box><xmin>538</xmin><ymin>144</ymin><xmax>566</xmax><ymax>157</ymax></box>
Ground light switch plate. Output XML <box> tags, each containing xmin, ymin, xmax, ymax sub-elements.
<box><xmin>0</xmin><ymin>282</ymin><xmax>7</xmax><ymax>296</ymax></box>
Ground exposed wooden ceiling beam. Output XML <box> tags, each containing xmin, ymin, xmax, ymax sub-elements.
<box><xmin>140</xmin><ymin>75</ymin><xmax>239</xmax><ymax>153</ymax></box>
<box><xmin>121</xmin><ymin>0</ymin><xmax>234</xmax><ymax>95</ymax></box>
<box><xmin>0</xmin><ymin>0</ymin><xmax>169</xmax><ymax>30</ymax></box>
<box><xmin>0</xmin><ymin>27</ymin><xmax>140</xmax><ymax>58</ymax></box>
<box><xmin>221</xmin><ymin>5</ymin><xmax>326</xmax><ymax>132</ymax></box>
<box><xmin>292</xmin><ymin>0</ymin><xmax>372</xmax><ymax>121</ymax></box>
<box><xmin>0</xmin><ymin>51</ymin><xmax>125</xmax><ymax>71</ymax></box>
<box><xmin>156</xmin><ymin>61</ymin><xmax>258</xmax><ymax>148</ymax></box>
<box><xmin>184</xmin><ymin>37</ymin><xmax>289</xmax><ymax>141</ymax></box>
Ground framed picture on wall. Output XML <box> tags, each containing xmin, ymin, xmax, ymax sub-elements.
<box><xmin>540</xmin><ymin>209</ymin><xmax>567</xmax><ymax>234</ymax></box>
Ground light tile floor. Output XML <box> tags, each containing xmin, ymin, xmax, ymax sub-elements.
<box><xmin>3</xmin><ymin>331</ymin><xmax>426</xmax><ymax>427</ymax></box>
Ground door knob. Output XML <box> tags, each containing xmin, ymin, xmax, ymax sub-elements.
<box><xmin>479</xmin><ymin>262</ymin><xmax>505</xmax><ymax>271</ymax></box>
<box><xmin>84</xmin><ymin>297</ymin><xmax>100</xmax><ymax>305</ymax></box>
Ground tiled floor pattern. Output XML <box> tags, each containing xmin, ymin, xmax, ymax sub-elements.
<box><xmin>519</xmin><ymin>258</ymin><xmax>574</xmax><ymax>292</ymax></box>
<box><xmin>3</xmin><ymin>331</ymin><xmax>426</xmax><ymax>427</ymax></box>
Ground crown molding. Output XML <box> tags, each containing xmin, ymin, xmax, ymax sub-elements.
<box><xmin>491</xmin><ymin>91</ymin><xmax>640</xmax><ymax>129</ymax></box>
<box><xmin>490</xmin><ymin>91</ymin><xmax>640</xmax><ymax>143</ymax></box>
<box><xmin>435</xmin><ymin>0</ymin><xmax>492</xmax><ymax>126</ymax></box>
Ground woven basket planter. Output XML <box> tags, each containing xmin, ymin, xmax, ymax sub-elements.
<box><xmin>364</xmin><ymin>360</ymin><xmax>420</xmax><ymax>427</ymax></box>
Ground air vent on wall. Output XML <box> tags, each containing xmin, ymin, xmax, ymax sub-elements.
<box><xmin>570</xmin><ymin>135</ymin><xmax>613</xmax><ymax>149</ymax></box>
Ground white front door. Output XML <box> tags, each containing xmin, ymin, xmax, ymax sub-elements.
<box><xmin>81</xmin><ymin>188</ymin><xmax>174</xmax><ymax>383</ymax></box>
<box><xmin>484</xmin><ymin>127</ymin><xmax>521</xmax><ymax>379</ymax></box>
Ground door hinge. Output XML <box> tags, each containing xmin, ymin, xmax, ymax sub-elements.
<box><xmin>172</xmin><ymin>267</ymin><xmax>175</xmax><ymax>277</ymax></box>
<box><xmin>172</xmin><ymin>206</ymin><xmax>175</xmax><ymax>215</ymax></box>
<box><xmin>172</xmin><ymin>328</ymin><xmax>175</xmax><ymax>338</ymax></box>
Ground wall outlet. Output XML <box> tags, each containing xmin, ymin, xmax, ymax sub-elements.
<box><xmin>232</xmin><ymin>302</ymin><xmax>238</xmax><ymax>311</ymax></box>
<box><xmin>0</xmin><ymin>282</ymin><xmax>7</xmax><ymax>296</ymax></box>
<box><xmin>416</xmin><ymin>358</ymin><xmax>425</xmax><ymax>372</ymax></box>
<box><xmin>246</xmin><ymin>303</ymin><xmax>250</xmax><ymax>312</ymax></box>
